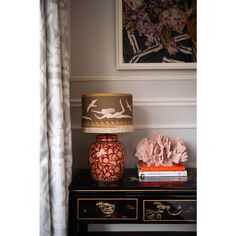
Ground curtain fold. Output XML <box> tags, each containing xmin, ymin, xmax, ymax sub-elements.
<box><xmin>40</xmin><ymin>1</ymin><xmax>72</xmax><ymax>236</ymax></box>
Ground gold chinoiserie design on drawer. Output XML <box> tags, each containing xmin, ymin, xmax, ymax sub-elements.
<box><xmin>77</xmin><ymin>198</ymin><xmax>138</xmax><ymax>220</ymax></box>
<box><xmin>143</xmin><ymin>199</ymin><xmax>196</xmax><ymax>222</ymax></box>
<box><xmin>96</xmin><ymin>202</ymin><xmax>116</xmax><ymax>216</ymax></box>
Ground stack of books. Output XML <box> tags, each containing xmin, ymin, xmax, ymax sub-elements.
<box><xmin>137</xmin><ymin>161</ymin><xmax>187</xmax><ymax>182</ymax></box>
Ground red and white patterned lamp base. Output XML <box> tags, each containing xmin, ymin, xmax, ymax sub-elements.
<box><xmin>88</xmin><ymin>134</ymin><xmax>125</xmax><ymax>181</ymax></box>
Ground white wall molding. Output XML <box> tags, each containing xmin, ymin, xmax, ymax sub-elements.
<box><xmin>72</xmin><ymin>123</ymin><xmax>196</xmax><ymax>130</ymax></box>
<box><xmin>70</xmin><ymin>97</ymin><xmax>196</xmax><ymax>107</ymax></box>
<box><xmin>70</xmin><ymin>75</ymin><xmax>196</xmax><ymax>82</ymax></box>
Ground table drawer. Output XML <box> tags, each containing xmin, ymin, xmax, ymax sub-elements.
<box><xmin>77</xmin><ymin>198</ymin><xmax>138</xmax><ymax>220</ymax></box>
<box><xmin>143</xmin><ymin>199</ymin><xmax>196</xmax><ymax>222</ymax></box>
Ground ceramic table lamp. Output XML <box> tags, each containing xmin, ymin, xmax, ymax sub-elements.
<box><xmin>82</xmin><ymin>93</ymin><xmax>134</xmax><ymax>181</ymax></box>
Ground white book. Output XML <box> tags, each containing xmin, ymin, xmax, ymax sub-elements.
<box><xmin>139</xmin><ymin>176</ymin><xmax>188</xmax><ymax>182</ymax></box>
<box><xmin>138</xmin><ymin>170</ymin><xmax>187</xmax><ymax>178</ymax></box>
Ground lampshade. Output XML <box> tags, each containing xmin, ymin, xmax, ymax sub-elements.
<box><xmin>82</xmin><ymin>93</ymin><xmax>134</xmax><ymax>133</ymax></box>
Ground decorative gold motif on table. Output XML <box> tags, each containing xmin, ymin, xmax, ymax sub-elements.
<box><xmin>129</xmin><ymin>176</ymin><xmax>139</xmax><ymax>181</ymax></box>
<box><xmin>96</xmin><ymin>202</ymin><xmax>116</xmax><ymax>216</ymax></box>
<box><xmin>77</xmin><ymin>198</ymin><xmax>138</xmax><ymax>220</ymax></box>
<box><xmin>145</xmin><ymin>201</ymin><xmax>182</xmax><ymax>220</ymax></box>
<box><xmin>126</xmin><ymin>204</ymin><xmax>136</xmax><ymax>210</ymax></box>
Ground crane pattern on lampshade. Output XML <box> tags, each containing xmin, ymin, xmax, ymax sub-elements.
<box><xmin>82</xmin><ymin>96</ymin><xmax>132</xmax><ymax>123</ymax></box>
<box><xmin>81</xmin><ymin>93</ymin><xmax>133</xmax><ymax>133</ymax></box>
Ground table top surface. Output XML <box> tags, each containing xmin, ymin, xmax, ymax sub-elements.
<box><xmin>69</xmin><ymin>168</ymin><xmax>196</xmax><ymax>192</ymax></box>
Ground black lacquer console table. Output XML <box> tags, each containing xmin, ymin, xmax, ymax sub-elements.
<box><xmin>68</xmin><ymin>168</ymin><xmax>196</xmax><ymax>236</ymax></box>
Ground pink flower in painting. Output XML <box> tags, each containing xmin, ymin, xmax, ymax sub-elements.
<box><xmin>159</xmin><ymin>7</ymin><xmax>189</xmax><ymax>34</ymax></box>
<box><xmin>122</xmin><ymin>0</ymin><xmax>196</xmax><ymax>58</ymax></box>
<box><xmin>135</xmin><ymin>134</ymin><xmax>188</xmax><ymax>166</ymax></box>
<box><xmin>164</xmin><ymin>40</ymin><xmax>179</xmax><ymax>55</ymax></box>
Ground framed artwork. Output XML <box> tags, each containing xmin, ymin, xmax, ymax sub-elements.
<box><xmin>116</xmin><ymin>0</ymin><xmax>197</xmax><ymax>70</ymax></box>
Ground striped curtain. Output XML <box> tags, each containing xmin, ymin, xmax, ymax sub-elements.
<box><xmin>40</xmin><ymin>0</ymin><xmax>72</xmax><ymax>236</ymax></box>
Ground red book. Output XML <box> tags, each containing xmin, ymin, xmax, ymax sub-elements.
<box><xmin>138</xmin><ymin>161</ymin><xmax>186</xmax><ymax>172</ymax></box>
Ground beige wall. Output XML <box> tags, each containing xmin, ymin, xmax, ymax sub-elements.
<box><xmin>70</xmin><ymin>0</ymin><xmax>196</xmax><ymax>175</ymax></box>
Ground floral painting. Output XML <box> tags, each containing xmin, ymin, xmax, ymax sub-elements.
<box><xmin>118</xmin><ymin>0</ymin><xmax>196</xmax><ymax>68</ymax></box>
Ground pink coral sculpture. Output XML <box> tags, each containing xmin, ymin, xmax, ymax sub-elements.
<box><xmin>135</xmin><ymin>134</ymin><xmax>188</xmax><ymax>166</ymax></box>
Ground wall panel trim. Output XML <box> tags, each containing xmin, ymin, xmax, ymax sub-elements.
<box><xmin>70</xmin><ymin>75</ymin><xmax>196</xmax><ymax>82</ymax></box>
<box><xmin>72</xmin><ymin>124</ymin><xmax>196</xmax><ymax>130</ymax></box>
<box><xmin>70</xmin><ymin>97</ymin><xmax>196</xmax><ymax>107</ymax></box>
